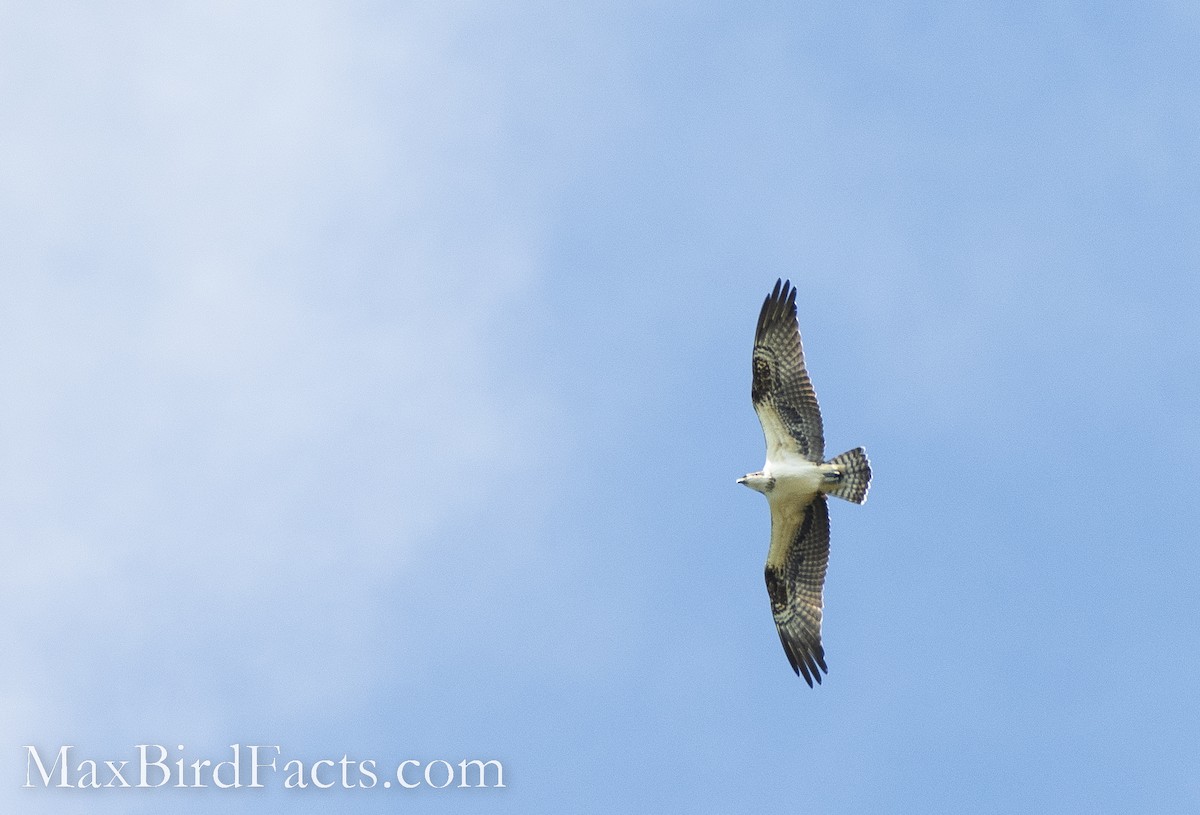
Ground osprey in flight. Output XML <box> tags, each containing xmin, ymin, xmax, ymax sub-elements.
<box><xmin>739</xmin><ymin>280</ymin><xmax>871</xmax><ymax>686</ymax></box>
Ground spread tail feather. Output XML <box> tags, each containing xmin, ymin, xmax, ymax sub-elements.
<box><xmin>827</xmin><ymin>447</ymin><xmax>871</xmax><ymax>504</ymax></box>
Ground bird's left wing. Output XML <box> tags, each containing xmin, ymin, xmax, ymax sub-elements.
<box><xmin>764</xmin><ymin>494</ymin><xmax>830</xmax><ymax>686</ymax></box>
<box><xmin>751</xmin><ymin>279</ymin><xmax>824</xmax><ymax>462</ymax></box>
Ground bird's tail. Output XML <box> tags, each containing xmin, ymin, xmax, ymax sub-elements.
<box><xmin>827</xmin><ymin>447</ymin><xmax>871</xmax><ymax>504</ymax></box>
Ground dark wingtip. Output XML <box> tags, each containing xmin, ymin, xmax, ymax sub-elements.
<box><xmin>809</xmin><ymin>657</ymin><xmax>824</xmax><ymax>685</ymax></box>
<box><xmin>805</xmin><ymin>656</ymin><xmax>825</xmax><ymax>686</ymax></box>
<box><xmin>780</xmin><ymin>632</ymin><xmax>826</xmax><ymax>688</ymax></box>
<box><xmin>756</xmin><ymin>279</ymin><xmax>799</xmax><ymax>343</ymax></box>
<box><xmin>797</xmin><ymin>659</ymin><xmax>814</xmax><ymax>687</ymax></box>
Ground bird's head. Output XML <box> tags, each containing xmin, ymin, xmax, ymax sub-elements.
<box><xmin>737</xmin><ymin>472</ymin><xmax>775</xmax><ymax>494</ymax></box>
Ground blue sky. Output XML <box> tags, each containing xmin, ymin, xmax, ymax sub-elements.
<box><xmin>4</xmin><ymin>2</ymin><xmax>1199</xmax><ymax>812</ymax></box>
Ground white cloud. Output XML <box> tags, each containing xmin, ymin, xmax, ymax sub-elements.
<box><xmin>0</xmin><ymin>1</ymin><xmax>565</xmax><ymax>766</ymax></box>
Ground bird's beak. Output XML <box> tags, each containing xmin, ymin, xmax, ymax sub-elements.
<box><xmin>737</xmin><ymin>475</ymin><xmax>748</xmax><ymax>486</ymax></box>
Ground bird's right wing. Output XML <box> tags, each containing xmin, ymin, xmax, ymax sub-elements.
<box><xmin>751</xmin><ymin>279</ymin><xmax>825</xmax><ymax>462</ymax></box>
<box><xmin>764</xmin><ymin>494</ymin><xmax>830</xmax><ymax>686</ymax></box>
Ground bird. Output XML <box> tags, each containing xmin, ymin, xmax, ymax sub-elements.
<box><xmin>738</xmin><ymin>279</ymin><xmax>871</xmax><ymax>686</ymax></box>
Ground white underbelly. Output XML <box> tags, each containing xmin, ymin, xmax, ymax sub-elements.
<box><xmin>764</xmin><ymin>457</ymin><xmax>824</xmax><ymax>504</ymax></box>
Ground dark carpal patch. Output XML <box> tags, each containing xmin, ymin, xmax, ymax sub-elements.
<box><xmin>751</xmin><ymin>354</ymin><xmax>773</xmax><ymax>404</ymax></box>
<box><xmin>765</xmin><ymin>565</ymin><xmax>789</xmax><ymax>613</ymax></box>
